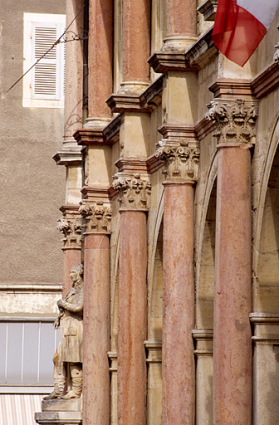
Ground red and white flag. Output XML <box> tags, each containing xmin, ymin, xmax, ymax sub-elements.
<box><xmin>212</xmin><ymin>0</ymin><xmax>279</xmax><ymax>66</ymax></box>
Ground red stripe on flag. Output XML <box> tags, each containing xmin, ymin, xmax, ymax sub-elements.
<box><xmin>212</xmin><ymin>0</ymin><xmax>266</xmax><ymax>66</ymax></box>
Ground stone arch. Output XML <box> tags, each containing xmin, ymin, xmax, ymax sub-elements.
<box><xmin>148</xmin><ymin>189</ymin><xmax>164</xmax><ymax>341</ymax></box>
<box><xmin>195</xmin><ymin>153</ymin><xmax>218</xmax><ymax>330</ymax></box>
<box><xmin>253</xmin><ymin>115</ymin><xmax>279</xmax><ymax>313</ymax></box>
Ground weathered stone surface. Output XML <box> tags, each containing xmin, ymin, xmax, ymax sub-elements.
<box><xmin>35</xmin><ymin>411</ymin><xmax>82</xmax><ymax>425</ymax></box>
<box><xmin>42</xmin><ymin>398</ymin><xmax>82</xmax><ymax>412</ymax></box>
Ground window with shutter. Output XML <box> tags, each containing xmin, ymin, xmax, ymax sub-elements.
<box><xmin>23</xmin><ymin>13</ymin><xmax>65</xmax><ymax>108</ymax></box>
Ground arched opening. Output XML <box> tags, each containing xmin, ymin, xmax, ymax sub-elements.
<box><xmin>196</xmin><ymin>179</ymin><xmax>216</xmax><ymax>330</ymax></box>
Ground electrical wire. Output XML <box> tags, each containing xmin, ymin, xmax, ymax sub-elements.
<box><xmin>5</xmin><ymin>0</ymin><xmax>88</xmax><ymax>95</ymax></box>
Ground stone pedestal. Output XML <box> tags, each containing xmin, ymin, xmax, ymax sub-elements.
<box><xmin>35</xmin><ymin>399</ymin><xmax>82</xmax><ymax>425</ymax></box>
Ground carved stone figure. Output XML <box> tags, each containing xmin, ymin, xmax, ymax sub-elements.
<box><xmin>44</xmin><ymin>264</ymin><xmax>84</xmax><ymax>400</ymax></box>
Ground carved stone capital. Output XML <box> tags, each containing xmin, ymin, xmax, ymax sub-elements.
<box><xmin>57</xmin><ymin>217</ymin><xmax>82</xmax><ymax>249</ymax></box>
<box><xmin>79</xmin><ymin>200</ymin><xmax>112</xmax><ymax>234</ymax></box>
<box><xmin>112</xmin><ymin>173</ymin><xmax>151</xmax><ymax>211</ymax></box>
<box><xmin>206</xmin><ymin>98</ymin><xmax>258</xmax><ymax>145</ymax></box>
<box><xmin>156</xmin><ymin>141</ymin><xmax>200</xmax><ymax>182</ymax></box>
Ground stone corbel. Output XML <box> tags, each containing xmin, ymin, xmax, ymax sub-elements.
<box><xmin>57</xmin><ymin>216</ymin><xmax>82</xmax><ymax>249</ymax></box>
<box><xmin>206</xmin><ymin>98</ymin><xmax>258</xmax><ymax>146</ymax></box>
<box><xmin>112</xmin><ymin>173</ymin><xmax>151</xmax><ymax>211</ymax></box>
<box><xmin>79</xmin><ymin>200</ymin><xmax>112</xmax><ymax>234</ymax></box>
<box><xmin>156</xmin><ymin>140</ymin><xmax>200</xmax><ymax>183</ymax></box>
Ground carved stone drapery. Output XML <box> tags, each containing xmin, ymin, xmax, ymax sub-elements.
<box><xmin>206</xmin><ymin>98</ymin><xmax>258</xmax><ymax>145</ymax></box>
<box><xmin>57</xmin><ymin>217</ymin><xmax>82</xmax><ymax>249</ymax></box>
<box><xmin>156</xmin><ymin>141</ymin><xmax>200</xmax><ymax>182</ymax></box>
<box><xmin>79</xmin><ymin>200</ymin><xmax>112</xmax><ymax>234</ymax></box>
<box><xmin>112</xmin><ymin>173</ymin><xmax>151</xmax><ymax>211</ymax></box>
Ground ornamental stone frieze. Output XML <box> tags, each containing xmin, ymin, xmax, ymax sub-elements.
<box><xmin>57</xmin><ymin>217</ymin><xmax>82</xmax><ymax>249</ymax></box>
<box><xmin>112</xmin><ymin>173</ymin><xmax>151</xmax><ymax>211</ymax></box>
<box><xmin>206</xmin><ymin>98</ymin><xmax>258</xmax><ymax>145</ymax></box>
<box><xmin>79</xmin><ymin>200</ymin><xmax>112</xmax><ymax>234</ymax></box>
<box><xmin>155</xmin><ymin>141</ymin><xmax>200</xmax><ymax>182</ymax></box>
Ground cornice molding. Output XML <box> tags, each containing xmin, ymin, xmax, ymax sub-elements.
<box><xmin>195</xmin><ymin>116</ymin><xmax>216</xmax><ymax>140</ymax></box>
<box><xmin>74</xmin><ymin>127</ymin><xmax>114</xmax><ymax>146</ymax></box>
<box><xmin>197</xmin><ymin>0</ymin><xmax>217</xmax><ymax>21</ymax></box>
<box><xmin>209</xmin><ymin>79</ymin><xmax>253</xmax><ymax>98</ymax></box>
<box><xmin>106</xmin><ymin>76</ymin><xmax>163</xmax><ymax>113</ymax></box>
<box><xmin>251</xmin><ymin>62</ymin><xmax>279</xmax><ymax>99</ymax></box>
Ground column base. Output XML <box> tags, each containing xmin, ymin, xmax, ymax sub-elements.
<box><xmin>118</xmin><ymin>81</ymin><xmax>150</xmax><ymax>95</ymax></box>
<box><xmin>162</xmin><ymin>35</ymin><xmax>198</xmax><ymax>52</ymax></box>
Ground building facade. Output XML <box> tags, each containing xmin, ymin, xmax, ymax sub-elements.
<box><xmin>39</xmin><ymin>0</ymin><xmax>279</xmax><ymax>424</ymax></box>
<box><xmin>0</xmin><ymin>1</ymin><xmax>66</xmax><ymax>423</ymax></box>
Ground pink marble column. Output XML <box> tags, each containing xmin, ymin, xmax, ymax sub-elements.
<box><xmin>214</xmin><ymin>146</ymin><xmax>252</xmax><ymax>425</ymax></box>
<box><xmin>88</xmin><ymin>0</ymin><xmax>113</xmax><ymax>119</ymax></box>
<box><xmin>122</xmin><ymin>0</ymin><xmax>150</xmax><ymax>85</ymax></box>
<box><xmin>83</xmin><ymin>232</ymin><xmax>110</xmax><ymax>425</ymax></box>
<box><xmin>162</xmin><ymin>182</ymin><xmax>195</xmax><ymax>425</ymax></box>
<box><xmin>166</xmin><ymin>0</ymin><xmax>196</xmax><ymax>38</ymax></box>
<box><xmin>64</xmin><ymin>0</ymin><xmax>84</xmax><ymax>140</ymax></box>
<box><xmin>206</xmin><ymin>98</ymin><xmax>257</xmax><ymax>425</ymax></box>
<box><xmin>118</xmin><ymin>210</ymin><xmax>148</xmax><ymax>425</ymax></box>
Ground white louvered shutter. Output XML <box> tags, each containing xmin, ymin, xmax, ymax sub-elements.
<box><xmin>31</xmin><ymin>22</ymin><xmax>64</xmax><ymax>101</ymax></box>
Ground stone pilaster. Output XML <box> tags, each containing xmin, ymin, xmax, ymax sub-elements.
<box><xmin>57</xmin><ymin>207</ymin><xmax>82</xmax><ymax>296</ymax></box>
<box><xmin>79</xmin><ymin>199</ymin><xmax>111</xmax><ymax>425</ymax></box>
<box><xmin>157</xmin><ymin>132</ymin><xmax>199</xmax><ymax>425</ymax></box>
<box><xmin>113</xmin><ymin>172</ymin><xmax>150</xmax><ymax>425</ymax></box>
<box><xmin>206</xmin><ymin>98</ymin><xmax>257</xmax><ymax>425</ymax></box>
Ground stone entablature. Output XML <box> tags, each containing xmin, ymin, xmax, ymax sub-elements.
<box><xmin>112</xmin><ymin>173</ymin><xmax>151</xmax><ymax>211</ymax></box>
<box><xmin>206</xmin><ymin>98</ymin><xmax>258</xmax><ymax>146</ymax></box>
<box><xmin>156</xmin><ymin>140</ymin><xmax>200</xmax><ymax>182</ymax></box>
<box><xmin>79</xmin><ymin>200</ymin><xmax>112</xmax><ymax>234</ymax></box>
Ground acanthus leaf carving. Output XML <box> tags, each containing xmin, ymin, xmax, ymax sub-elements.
<box><xmin>112</xmin><ymin>173</ymin><xmax>151</xmax><ymax>210</ymax></box>
<box><xmin>57</xmin><ymin>217</ymin><xmax>82</xmax><ymax>248</ymax></box>
<box><xmin>206</xmin><ymin>98</ymin><xmax>258</xmax><ymax>145</ymax></box>
<box><xmin>79</xmin><ymin>200</ymin><xmax>112</xmax><ymax>233</ymax></box>
<box><xmin>155</xmin><ymin>141</ymin><xmax>200</xmax><ymax>182</ymax></box>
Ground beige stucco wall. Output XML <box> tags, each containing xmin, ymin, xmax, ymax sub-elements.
<box><xmin>0</xmin><ymin>0</ymin><xmax>66</xmax><ymax>300</ymax></box>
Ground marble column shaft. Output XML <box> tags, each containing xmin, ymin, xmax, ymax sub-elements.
<box><xmin>88</xmin><ymin>0</ymin><xmax>113</xmax><ymax>118</ymax></box>
<box><xmin>162</xmin><ymin>181</ymin><xmax>195</xmax><ymax>425</ymax></box>
<box><xmin>64</xmin><ymin>0</ymin><xmax>84</xmax><ymax>138</ymax></box>
<box><xmin>118</xmin><ymin>210</ymin><xmax>148</xmax><ymax>425</ymax></box>
<box><xmin>166</xmin><ymin>0</ymin><xmax>196</xmax><ymax>38</ymax></box>
<box><xmin>83</xmin><ymin>233</ymin><xmax>110</xmax><ymax>425</ymax></box>
<box><xmin>206</xmin><ymin>97</ymin><xmax>257</xmax><ymax>425</ymax></box>
<box><xmin>214</xmin><ymin>146</ymin><xmax>252</xmax><ymax>425</ymax></box>
<box><xmin>123</xmin><ymin>0</ymin><xmax>150</xmax><ymax>83</ymax></box>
